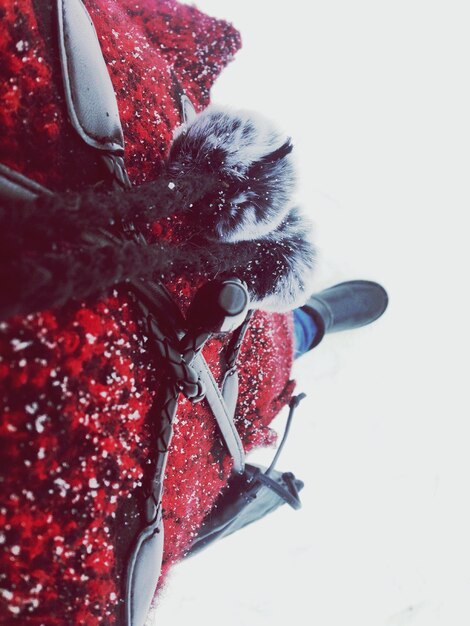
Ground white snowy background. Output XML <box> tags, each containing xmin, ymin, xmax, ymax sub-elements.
<box><xmin>153</xmin><ymin>1</ymin><xmax>470</xmax><ymax>625</ymax></box>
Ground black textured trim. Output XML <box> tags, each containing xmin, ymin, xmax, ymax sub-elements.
<box><xmin>301</xmin><ymin>304</ymin><xmax>326</xmax><ymax>349</ymax></box>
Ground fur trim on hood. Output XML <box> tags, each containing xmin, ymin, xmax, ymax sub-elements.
<box><xmin>167</xmin><ymin>105</ymin><xmax>316</xmax><ymax>310</ymax></box>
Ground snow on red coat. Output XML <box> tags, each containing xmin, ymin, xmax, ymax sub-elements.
<box><xmin>0</xmin><ymin>1</ymin><xmax>295</xmax><ymax>623</ymax></box>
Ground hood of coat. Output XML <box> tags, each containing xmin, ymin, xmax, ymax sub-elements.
<box><xmin>0</xmin><ymin>2</ymin><xmax>296</xmax><ymax>624</ymax></box>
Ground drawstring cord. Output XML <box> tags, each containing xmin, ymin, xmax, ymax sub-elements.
<box><xmin>266</xmin><ymin>393</ymin><xmax>307</xmax><ymax>476</ymax></box>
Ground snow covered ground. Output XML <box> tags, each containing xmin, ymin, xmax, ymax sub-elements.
<box><xmin>154</xmin><ymin>1</ymin><xmax>470</xmax><ymax>625</ymax></box>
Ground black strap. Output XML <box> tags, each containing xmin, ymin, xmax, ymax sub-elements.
<box><xmin>56</xmin><ymin>0</ymin><xmax>132</xmax><ymax>189</ymax></box>
<box><xmin>221</xmin><ymin>309</ymin><xmax>254</xmax><ymax>380</ymax></box>
<box><xmin>124</xmin><ymin>296</ymin><xmax>213</xmax><ymax>626</ymax></box>
<box><xmin>0</xmin><ymin>163</ymin><xmax>53</xmax><ymax>202</ymax></box>
<box><xmin>124</xmin><ymin>278</ymin><xmax>252</xmax><ymax>626</ymax></box>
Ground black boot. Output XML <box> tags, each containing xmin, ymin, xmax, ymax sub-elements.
<box><xmin>302</xmin><ymin>280</ymin><xmax>388</xmax><ymax>348</ymax></box>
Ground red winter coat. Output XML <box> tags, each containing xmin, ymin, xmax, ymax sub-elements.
<box><xmin>0</xmin><ymin>1</ymin><xmax>295</xmax><ymax>623</ymax></box>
